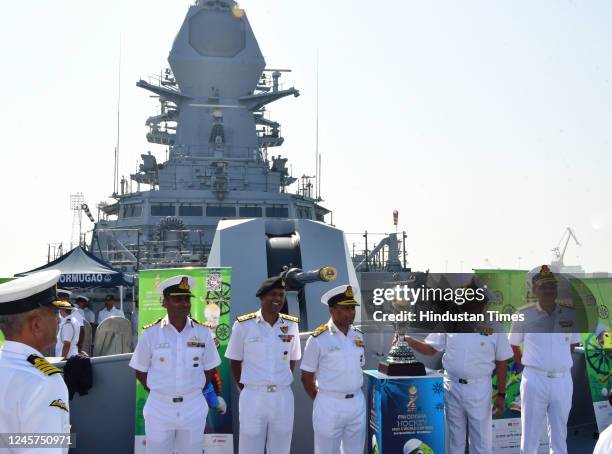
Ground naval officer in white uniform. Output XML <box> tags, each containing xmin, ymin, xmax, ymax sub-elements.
<box><xmin>129</xmin><ymin>275</ymin><xmax>221</xmax><ymax>454</ymax></box>
<box><xmin>0</xmin><ymin>270</ymin><xmax>73</xmax><ymax>453</ymax></box>
<box><xmin>55</xmin><ymin>306</ymin><xmax>79</xmax><ymax>359</ymax></box>
<box><xmin>300</xmin><ymin>284</ymin><xmax>366</xmax><ymax>454</ymax></box>
<box><xmin>509</xmin><ymin>265</ymin><xmax>580</xmax><ymax>454</ymax></box>
<box><xmin>97</xmin><ymin>294</ymin><xmax>125</xmax><ymax>324</ymax></box>
<box><xmin>406</xmin><ymin>277</ymin><xmax>513</xmax><ymax>454</ymax></box>
<box><xmin>225</xmin><ymin>275</ymin><xmax>301</xmax><ymax>454</ymax></box>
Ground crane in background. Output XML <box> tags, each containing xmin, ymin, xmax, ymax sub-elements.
<box><xmin>551</xmin><ymin>227</ymin><xmax>581</xmax><ymax>268</ymax></box>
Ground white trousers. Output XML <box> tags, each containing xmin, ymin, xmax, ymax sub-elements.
<box><xmin>445</xmin><ymin>377</ymin><xmax>493</xmax><ymax>454</ymax></box>
<box><xmin>520</xmin><ymin>367</ymin><xmax>573</xmax><ymax>454</ymax></box>
<box><xmin>238</xmin><ymin>386</ymin><xmax>294</xmax><ymax>454</ymax></box>
<box><xmin>313</xmin><ymin>391</ymin><xmax>366</xmax><ymax>454</ymax></box>
<box><xmin>143</xmin><ymin>392</ymin><xmax>208</xmax><ymax>454</ymax></box>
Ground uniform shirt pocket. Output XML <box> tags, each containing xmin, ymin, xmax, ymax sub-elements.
<box><xmin>324</xmin><ymin>349</ymin><xmax>345</xmax><ymax>371</ymax></box>
<box><xmin>152</xmin><ymin>348</ymin><xmax>172</xmax><ymax>370</ymax></box>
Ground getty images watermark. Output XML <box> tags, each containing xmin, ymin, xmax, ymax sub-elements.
<box><xmin>369</xmin><ymin>284</ymin><xmax>525</xmax><ymax>324</ymax></box>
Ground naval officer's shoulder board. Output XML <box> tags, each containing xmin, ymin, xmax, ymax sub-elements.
<box><xmin>279</xmin><ymin>313</ymin><xmax>299</xmax><ymax>323</ymax></box>
<box><xmin>237</xmin><ymin>312</ymin><xmax>257</xmax><ymax>323</ymax></box>
<box><xmin>311</xmin><ymin>324</ymin><xmax>328</xmax><ymax>338</ymax></box>
<box><xmin>190</xmin><ymin>317</ymin><xmax>207</xmax><ymax>327</ymax></box>
<box><xmin>143</xmin><ymin>318</ymin><xmax>163</xmax><ymax>330</ymax></box>
<box><xmin>27</xmin><ymin>355</ymin><xmax>62</xmax><ymax>376</ymax></box>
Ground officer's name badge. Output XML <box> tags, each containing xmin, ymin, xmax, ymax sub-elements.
<box><xmin>559</xmin><ymin>320</ymin><xmax>573</xmax><ymax>328</ymax></box>
<box><xmin>155</xmin><ymin>343</ymin><xmax>170</xmax><ymax>349</ymax></box>
<box><xmin>355</xmin><ymin>338</ymin><xmax>365</xmax><ymax>347</ymax></box>
<box><xmin>278</xmin><ymin>334</ymin><xmax>294</xmax><ymax>343</ymax></box>
<box><xmin>187</xmin><ymin>341</ymin><xmax>206</xmax><ymax>348</ymax></box>
<box><xmin>328</xmin><ymin>345</ymin><xmax>341</xmax><ymax>352</ymax></box>
<box><xmin>49</xmin><ymin>399</ymin><xmax>69</xmax><ymax>413</ymax></box>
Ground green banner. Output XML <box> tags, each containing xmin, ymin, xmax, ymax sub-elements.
<box><xmin>134</xmin><ymin>267</ymin><xmax>233</xmax><ymax>454</ymax></box>
<box><xmin>578</xmin><ymin>276</ymin><xmax>612</xmax><ymax>432</ymax></box>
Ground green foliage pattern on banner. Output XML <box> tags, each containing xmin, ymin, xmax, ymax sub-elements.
<box><xmin>578</xmin><ymin>278</ymin><xmax>612</xmax><ymax>404</ymax></box>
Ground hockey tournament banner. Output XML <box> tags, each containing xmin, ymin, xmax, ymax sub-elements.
<box><xmin>134</xmin><ymin>267</ymin><xmax>233</xmax><ymax>454</ymax></box>
<box><xmin>475</xmin><ymin>270</ymin><xmax>550</xmax><ymax>453</ymax></box>
<box><xmin>577</xmin><ymin>276</ymin><xmax>612</xmax><ymax>432</ymax></box>
<box><xmin>0</xmin><ymin>277</ymin><xmax>14</xmax><ymax>346</ymax></box>
<box><xmin>366</xmin><ymin>371</ymin><xmax>445</xmax><ymax>454</ymax></box>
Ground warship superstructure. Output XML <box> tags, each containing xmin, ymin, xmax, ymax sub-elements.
<box><xmin>92</xmin><ymin>0</ymin><xmax>330</xmax><ymax>271</ymax></box>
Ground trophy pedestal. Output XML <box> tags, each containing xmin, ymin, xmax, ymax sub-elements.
<box><xmin>378</xmin><ymin>360</ymin><xmax>426</xmax><ymax>376</ymax></box>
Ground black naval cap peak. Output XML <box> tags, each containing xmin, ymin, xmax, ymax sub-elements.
<box><xmin>256</xmin><ymin>275</ymin><xmax>286</xmax><ymax>298</ymax></box>
<box><xmin>158</xmin><ymin>275</ymin><xmax>196</xmax><ymax>298</ymax></box>
<box><xmin>0</xmin><ymin>270</ymin><xmax>72</xmax><ymax>315</ymax></box>
<box><xmin>321</xmin><ymin>284</ymin><xmax>360</xmax><ymax>307</ymax></box>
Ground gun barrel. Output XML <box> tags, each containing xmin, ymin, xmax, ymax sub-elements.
<box><xmin>283</xmin><ymin>266</ymin><xmax>337</xmax><ymax>289</ymax></box>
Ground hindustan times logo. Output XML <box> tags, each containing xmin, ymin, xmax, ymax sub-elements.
<box><xmin>372</xmin><ymin>285</ymin><xmax>487</xmax><ymax>306</ymax></box>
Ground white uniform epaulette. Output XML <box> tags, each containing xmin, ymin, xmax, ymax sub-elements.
<box><xmin>27</xmin><ymin>355</ymin><xmax>62</xmax><ymax>376</ymax></box>
<box><xmin>311</xmin><ymin>324</ymin><xmax>328</xmax><ymax>337</ymax></box>
<box><xmin>143</xmin><ymin>317</ymin><xmax>163</xmax><ymax>329</ymax></box>
<box><xmin>190</xmin><ymin>317</ymin><xmax>206</xmax><ymax>326</ymax></box>
<box><xmin>280</xmin><ymin>313</ymin><xmax>299</xmax><ymax>323</ymax></box>
<box><xmin>237</xmin><ymin>312</ymin><xmax>257</xmax><ymax>323</ymax></box>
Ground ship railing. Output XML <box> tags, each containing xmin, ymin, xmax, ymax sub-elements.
<box><xmin>170</xmin><ymin>145</ymin><xmax>263</xmax><ymax>161</ymax></box>
<box><xmin>344</xmin><ymin>231</ymin><xmax>409</xmax><ymax>272</ymax></box>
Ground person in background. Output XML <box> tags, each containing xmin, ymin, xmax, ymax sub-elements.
<box><xmin>56</xmin><ymin>305</ymin><xmax>79</xmax><ymax>359</ymax></box>
<box><xmin>75</xmin><ymin>295</ymin><xmax>96</xmax><ymax>325</ymax></box>
<box><xmin>97</xmin><ymin>294</ymin><xmax>125</xmax><ymax>324</ymax></box>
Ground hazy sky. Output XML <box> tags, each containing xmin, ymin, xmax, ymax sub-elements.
<box><xmin>0</xmin><ymin>0</ymin><xmax>610</xmax><ymax>276</ymax></box>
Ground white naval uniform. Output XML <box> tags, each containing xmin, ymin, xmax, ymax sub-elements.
<box><xmin>129</xmin><ymin>315</ymin><xmax>221</xmax><ymax>454</ymax></box>
<box><xmin>71</xmin><ymin>309</ymin><xmax>84</xmax><ymax>328</ymax></box>
<box><xmin>508</xmin><ymin>304</ymin><xmax>580</xmax><ymax>454</ymax></box>
<box><xmin>81</xmin><ymin>308</ymin><xmax>96</xmax><ymax>324</ymax></box>
<box><xmin>55</xmin><ymin>315</ymin><xmax>79</xmax><ymax>359</ymax></box>
<box><xmin>300</xmin><ymin>320</ymin><xmax>366</xmax><ymax>454</ymax></box>
<box><xmin>0</xmin><ymin>341</ymin><xmax>71</xmax><ymax>454</ymax></box>
<box><xmin>594</xmin><ymin>422</ymin><xmax>612</xmax><ymax>454</ymax></box>
<box><xmin>97</xmin><ymin>306</ymin><xmax>125</xmax><ymax>324</ymax></box>
<box><xmin>225</xmin><ymin>310</ymin><xmax>301</xmax><ymax>454</ymax></box>
<box><xmin>426</xmin><ymin>323</ymin><xmax>513</xmax><ymax>454</ymax></box>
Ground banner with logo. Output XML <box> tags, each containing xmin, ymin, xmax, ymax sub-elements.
<box><xmin>0</xmin><ymin>278</ymin><xmax>15</xmax><ymax>346</ymax></box>
<box><xmin>577</xmin><ymin>276</ymin><xmax>612</xmax><ymax>432</ymax></box>
<box><xmin>366</xmin><ymin>371</ymin><xmax>445</xmax><ymax>453</ymax></box>
<box><xmin>134</xmin><ymin>267</ymin><xmax>233</xmax><ymax>454</ymax></box>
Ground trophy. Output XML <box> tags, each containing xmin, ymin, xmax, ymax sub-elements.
<box><xmin>378</xmin><ymin>299</ymin><xmax>426</xmax><ymax>376</ymax></box>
